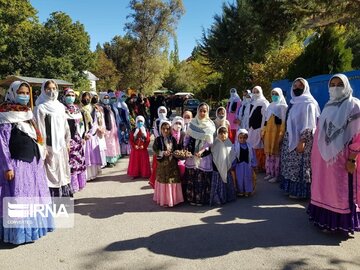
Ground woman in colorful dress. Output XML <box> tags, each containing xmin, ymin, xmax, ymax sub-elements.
<box><xmin>171</xmin><ymin>116</ymin><xmax>186</xmax><ymax>179</ymax></box>
<box><xmin>63</xmin><ymin>88</ymin><xmax>86</xmax><ymax>192</ymax></box>
<box><xmin>34</xmin><ymin>80</ymin><xmax>72</xmax><ymax>197</ymax></box>
<box><xmin>210</xmin><ymin>126</ymin><xmax>237</xmax><ymax>206</ymax></box>
<box><xmin>81</xmin><ymin>92</ymin><xmax>103</xmax><ymax>181</ymax></box>
<box><xmin>99</xmin><ymin>92</ymin><xmax>121</xmax><ymax>167</ymax></box>
<box><xmin>262</xmin><ymin>88</ymin><xmax>288</xmax><ymax>183</ymax></box>
<box><xmin>247</xmin><ymin>86</ymin><xmax>269</xmax><ymax>172</ymax></box>
<box><xmin>127</xmin><ymin>116</ymin><xmax>151</xmax><ymax>179</ymax></box>
<box><xmin>153</xmin><ymin>120</ymin><xmax>184</xmax><ymax>207</ymax></box>
<box><xmin>149</xmin><ymin>106</ymin><xmax>168</xmax><ymax>188</ymax></box>
<box><xmin>184</xmin><ymin>103</ymin><xmax>216</xmax><ymax>206</ymax></box>
<box><xmin>279</xmin><ymin>78</ymin><xmax>320</xmax><ymax>199</ymax></box>
<box><xmin>0</xmin><ymin>81</ymin><xmax>53</xmax><ymax>244</ymax></box>
<box><xmin>238</xmin><ymin>89</ymin><xmax>252</xmax><ymax>130</ymax></box>
<box><xmin>226</xmin><ymin>88</ymin><xmax>242</xmax><ymax>142</ymax></box>
<box><xmin>308</xmin><ymin>74</ymin><xmax>360</xmax><ymax>234</ymax></box>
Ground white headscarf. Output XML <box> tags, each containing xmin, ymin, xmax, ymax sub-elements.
<box><xmin>0</xmin><ymin>81</ymin><xmax>37</xmax><ymax>141</ymax></box>
<box><xmin>171</xmin><ymin>116</ymin><xmax>184</xmax><ymax>129</ymax></box>
<box><xmin>214</xmin><ymin>106</ymin><xmax>230</xmax><ymax>129</ymax></box>
<box><xmin>134</xmin><ymin>115</ymin><xmax>146</xmax><ymax>138</ymax></box>
<box><xmin>318</xmin><ymin>74</ymin><xmax>360</xmax><ymax>163</ymax></box>
<box><xmin>249</xmin><ymin>86</ymin><xmax>269</xmax><ymax>118</ymax></box>
<box><xmin>211</xmin><ymin>126</ymin><xmax>236</xmax><ymax>183</ymax></box>
<box><xmin>286</xmin><ymin>77</ymin><xmax>320</xmax><ymax>151</ymax></box>
<box><xmin>157</xmin><ymin>106</ymin><xmax>167</xmax><ymax>120</ymax></box>
<box><xmin>265</xmin><ymin>87</ymin><xmax>288</xmax><ymax>121</ymax></box>
<box><xmin>34</xmin><ymin>79</ymin><xmax>67</xmax><ymax>154</ymax></box>
<box><xmin>233</xmin><ymin>128</ymin><xmax>253</xmax><ymax>163</ymax></box>
<box><xmin>228</xmin><ymin>88</ymin><xmax>241</xmax><ymax>112</ymax></box>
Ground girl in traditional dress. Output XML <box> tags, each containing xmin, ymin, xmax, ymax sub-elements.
<box><xmin>262</xmin><ymin>88</ymin><xmax>288</xmax><ymax>183</ymax></box>
<box><xmin>308</xmin><ymin>74</ymin><xmax>360</xmax><ymax>233</ymax></box>
<box><xmin>119</xmin><ymin>122</ymin><xmax>131</xmax><ymax>156</ymax></box>
<box><xmin>63</xmin><ymin>88</ymin><xmax>86</xmax><ymax>192</ymax></box>
<box><xmin>34</xmin><ymin>80</ymin><xmax>72</xmax><ymax>197</ymax></box>
<box><xmin>127</xmin><ymin>116</ymin><xmax>151</xmax><ymax>179</ymax></box>
<box><xmin>214</xmin><ymin>107</ymin><xmax>233</xmax><ymax>142</ymax></box>
<box><xmin>279</xmin><ymin>78</ymin><xmax>320</xmax><ymax>199</ymax></box>
<box><xmin>210</xmin><ymin>126</ymin><xmax>237</xmax><ymax>206</ymax></box>
<box><xmin>226</xmin><ymin>88</ymin><xmax>242</xmax><ymax>142</ymax></box>
<box><xmin>81</xmin><ymin>92</ymin><xmax>103</xmax><ymax>181</ymax></box>
<box><xmin>238</xmin><ymin>90</ymin><xmax>252</xmax><ymax>130</ymax></box>
<box><xmin>185</xmin><ymin>103</ymin><xmax>216</xmax><ymax>206</ymax></box>
<box><xmin>247</xmin><ymin>86</ymin><xmax>269</xmax><ymax>172</ymax></box>
<box><xmin>149</xmin><ymin>106</ymin><xmax>168</xmax><ymax>188</ymax></box>
<box><xmin>171</xmin><ymin>116</ymin><xmax>186</xmax><ymax>179</ymax></box>
<box><xmin>182</xmin><ymin>110</ymin><xmax>193</xmax><ymax>133</ymax></box>
<box><xmin>116</xmin><ymin>91</ymin><xmax>131</xmax><ymax>130</ymax></box>
<box><xmin>0</xmin><ymin>81</ymin><xmax>53</xmax><ymax>244</ymax></box>
<box><xmin>153</xmin><ymin>120</ymin><xmax>184</xmax><ymax>207</ymax></box>
<box><xmin>99</xmin><ymin>92</ymin><xmax>121</xmax><ymax>167</ymax></box>
<box><xmin>233</xmin><ymin>129</ymin><xmax>257</xmax><ymax>197</ymax></box>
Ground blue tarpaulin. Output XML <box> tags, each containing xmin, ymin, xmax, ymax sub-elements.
<box><xmin>271</xmin><ymin>70</ymin><xmax>360</xmax><ymax>110</ymax></box>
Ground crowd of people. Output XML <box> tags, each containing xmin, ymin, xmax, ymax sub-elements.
<box><xmin>0</xmin><ymin>73</ymin><xmax>359</xmax><ymax>246</ymax></box>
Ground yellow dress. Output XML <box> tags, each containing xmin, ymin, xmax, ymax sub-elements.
<box><xmin>262</xmin><ymin>115</ymin><xmax>285</xmax><ymax>156</ymax></box>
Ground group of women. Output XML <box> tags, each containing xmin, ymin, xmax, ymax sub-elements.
<box><xmin>0</xmin><ymin>73</ymin><xmax>359</xmax><ymax>246</ymax></box>
<box><xmin>232</xmin><ymin>74</ymin><xmax>360</xmax><ymax>234</ymax></box>
<box><xmin>0</xmin><ymin>80</ymin><xmax>131</xmax><ymax>244</ymax></box>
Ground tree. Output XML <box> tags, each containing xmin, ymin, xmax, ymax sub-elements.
<box><xmin>0</xmin><ymin>0</ymin><xmax>38</xmax><ymax>77</ymax></box>
<box><xmin>91</xmin><ymin>47</ymin><xmax>120</xmax><ymax>90</ymax></box>
<box><xmin>125</xmin><ymin>0</ymin><xmax>185</xmax><ymax>94</ymax></box>
<box><xmin>287</xmin><ymin>26</ymin><xmax>353</xmax><ymax>80</ymax></box>
<box><xmin>34</xmin><ymin>11</ymin><xmax>94</xmax><ymax>89</ymax></box>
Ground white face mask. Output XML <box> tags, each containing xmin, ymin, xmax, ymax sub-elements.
<box><xmin>329</xmin><ymin>86</ymin><xmax>346</xmax><ymax>101</ymax></box>
<box><xmin>184</xmin><ymin>118</ymin><xmax>190</xmax><ymax>124</ymax></box>
<box><xmin>252</xmin><ymin>93</ymin><xmax>260</xmax><ymax>100</ymax></box>
<box><xmin>46</xmin><ymin>90</ymin><xmax>57</xmax><ymax>100</ymax></box>
<box><xmin>173</xmin><ymin>123</ymin><xmax>182</xmax><ymax>131</ymax></box>
<box><xmin>158</xmin><ymin>112</ymin><xmax>167</xmax><ymax>119</ymax></box>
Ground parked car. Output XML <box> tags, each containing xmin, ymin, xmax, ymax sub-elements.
<box><xmin>182</xmin><ymin>98</ymin><xmax>200</xmax><ymax>116</ymax></box>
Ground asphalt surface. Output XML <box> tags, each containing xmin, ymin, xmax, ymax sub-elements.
<box><xmin>1</xmin><ymin>151</ymin><xmax>359</xmax><ymax>270</ymax></box>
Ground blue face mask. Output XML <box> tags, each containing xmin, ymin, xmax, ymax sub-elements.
<box><xmin>65</xmin><ymin>96</ymin><xmax>75</xmax><ymax>104</ymax></box>
<box><xmin>137</xmin><ymin>122</ymin><xmax>144</xmax><ymax>128</ymax></box>
<box><xmin>110</xmin><ymin>98</ymin><xmax>116</xmax><ymax>104</ymax></box>
<box><xmin>103</xmin><ymin>99</ymin><xmax>110</xmax><ymax>105</ymax></box>
<box><xmin>16</xmin><ymin>94</ymin><xmax>30</xmax><ymax>105</ymax></box>
<box><xmin>272</xmin><ymin>95</ymin><xmax>280</xmax><ymax>103</ymax></box>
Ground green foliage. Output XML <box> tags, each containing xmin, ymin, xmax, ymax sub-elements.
<box><xmin>125</xmin><ymin>0</ymin><xmax>185</xmax><ymax>94</ymax></box>
<box><xmin>287</xmin><ymin>26</ymin><xmax>353</xmax><ymax>80</ymax></box>
<box><xmin>0</xmin><ymin>0</ymin><xmax>38</xmax><ymax>77</ymax></box>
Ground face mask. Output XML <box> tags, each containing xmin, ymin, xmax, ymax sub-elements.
<box><xmin>65</xmin><ymin>96</ymin><xmax>75</xmax><ymax>104</ymax></box>
<box><xmin>16</xmin><ymin>94</ymin><xmax>30</xmax><ymax>105</ymax></box>
<box><xmin>46</xmin><ymin>90</ymin><xmax>57</xmax><ymax>100</ymax></box>
<box><xmin>184</xmin><ymin>118</ymin><xmax>190</xmax><ymax>124</ymax></box>
<box><xmin>121</xmin><ymin>97</ymin><xmax>127</xmax><ymax>102</ymax></box>
<box><xmin>82</xmin><ymin>99</ymin><xmax>90</xmax><ymax>105</ymax></box>
<box><xmin>173</xmin><ymin>123</ymin><xmax>182</xmax><ymax>131</ymax></box>
<box><xmin>252</xmin><ymin>93</ymin><xmax>260</xmax><ymax>100</ymax></box>
<box><xmin>293</xmin><ymin>88</ymin><xmax>304</xmax><ymax>97</ymax></box>
<box><xmin>159</xmin><ymin>112</ymin><xmax>167</xmax><ymax>119</ymax></box>
<box><xmin>91</xmin><ymin>97</ymin><xmax>98</xmax><ymax>104</ymax></box>
<box><xmin>111</xmin><ymin>98</ymin><xmax>116</xmax><ymax>104</ymax></box>
<box><xmin>329</xmin><ymin>86</ymin><xmax>345</xmax><ymax>101</ymax></box>
<box><xmin>103</xmin><ymin>99</ymin><xmax>110</xmax><ymax>105</ymax></box>
<box><xmin>137</xmin><ymin>122</ymin><xmax>144</xmax><ymax>128</ymax></box>
<box><xmin>271</xmin><ymin>95</ymin><xmax>280</xmax><ymax>103</ymax></box>
<box><xmin>218</xmin><ymin>115</ymin><xmax>225</xmax><ymax>120</ymax></box>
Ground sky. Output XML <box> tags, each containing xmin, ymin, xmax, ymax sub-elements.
<box><xmin>30</xmin><ymin>0</ymin><xmax>228</xmax><ymax>60</ymax></box>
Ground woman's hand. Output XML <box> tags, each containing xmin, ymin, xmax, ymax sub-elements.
<box><xmin>194</xmin><ymin>151</ymin><xmax>203</xmax><ymax>158</ymax></box>
<box><xmin>296</xmin><ymin>141</ymin><xmax>305</xmax><ymax>153</ymax></box>
<box><xmin>5</xmin><ymin>170</ymin><xmax>14</xmax><ymax>181</ymax></box>
<box><xmin>164</xmin><ymin>150</ymin><xmax>171</xmax><ymax>156</ymax></box>
<box><xmin>346</xmin><ymin>159</ymin><xmax>357</xmax><ymax>174</ymax></box>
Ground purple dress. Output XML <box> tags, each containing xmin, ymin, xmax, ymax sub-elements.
<box><xmin>0</xmin><ymin>123</ymin><xmax>53</xmax><ymax>244</ymax></box>
<box><xmin>233</xmin><ymin>143</ymin><xmax>257</xmax><ymax>194</ymax></box>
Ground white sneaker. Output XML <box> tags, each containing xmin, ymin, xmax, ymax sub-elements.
<box><xmin>264</xmin><ymin>175</ymin><xmax>272</xmax><ymax>180</ymax></box>
<box><xmin>268</xmin><ymin>177</ymin><xmax>278</xmax><ymax>183</ymax></box>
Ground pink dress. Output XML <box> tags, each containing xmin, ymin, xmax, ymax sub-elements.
<box><xmin>308</xmin><ymin>130</ymin><xmax>360</xmax><ymax>233</ymax></box>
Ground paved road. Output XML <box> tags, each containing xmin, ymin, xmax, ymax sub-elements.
<box><xmin>1</xmin><ymin>154</ymin><xmax>359</xmax><ymax>270</ymax></box>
